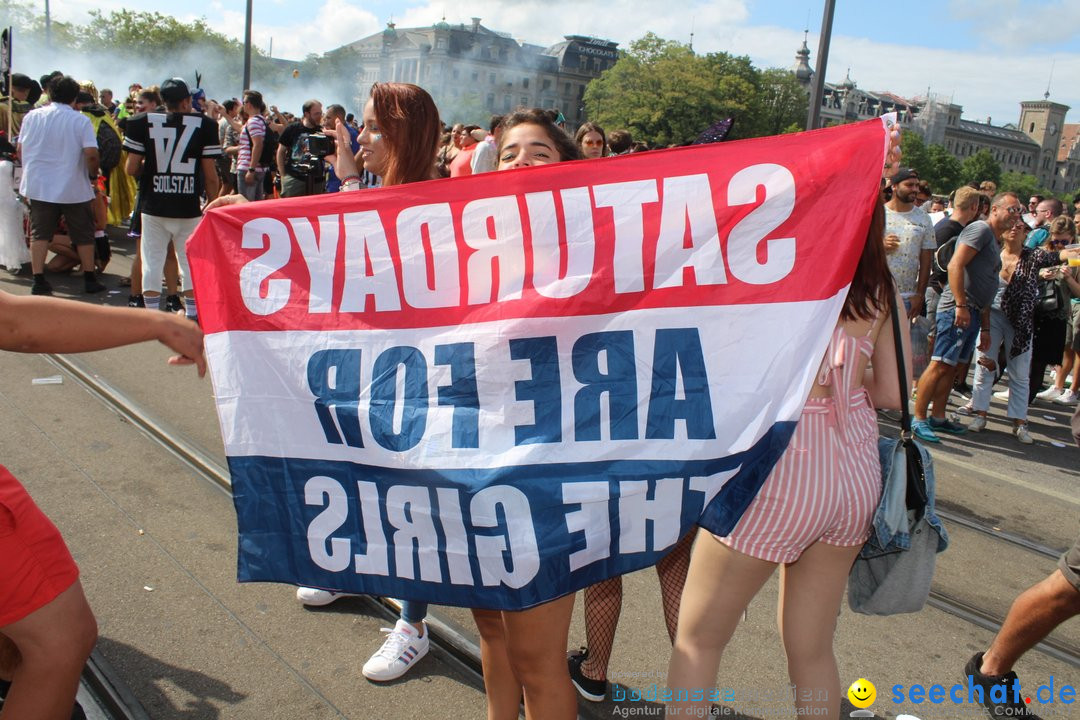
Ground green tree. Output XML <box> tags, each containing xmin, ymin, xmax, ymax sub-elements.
<box><xmin>584</xmin><ymin>33</ymin><xmax>802</xmax><ymax>146</ymax></box>
<box><xmin>899</xmin><ymin>130</ymin><xmax>928</xmax><ymax>176</ymax></box>
<box><xmin>960</xmin><ymin>149</ymin><xmax>1002</xmax><ymax>188</ymax></box>
<box><xmin>584</xmin><ymin>34</ymin><xmax>721</xmax><ymax>146</ymax></box>
<box><xmin>921</xmin><ymin>145</ymin><xmax>963</xmax><ymax>196</ymax></box>
<box><xmin>755</xmin><ymin>67</ymin><xmax>807</xmax><ymax>136</ymax></box>
<box><xmin>998</xmin><ymin>171</ymin><xmax>1053</xmax><ymax>202</ymax></box>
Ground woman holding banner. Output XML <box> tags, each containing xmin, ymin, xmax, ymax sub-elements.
<box><xmin>213</xmin><ymin>82</ymin><xmax>444</xmax><ymax>683</ymax></box>
<box><xmin>464</xmin><ymin>108</ymin><xmax>584</xmax><ymax>720</ymax></box>
<box><xmin>665</xmin><ymin>192</ymin><xmax>910</xmax><ymax>719</ymax></box>
<box><xmin>321</xmin><ymin>83</ymin><xmax>442</xmax><ymax>682</ymax></box>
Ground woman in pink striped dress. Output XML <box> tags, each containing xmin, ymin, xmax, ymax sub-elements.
<box><xmin>665</xmin><ymin>195</ymin><xmax>911</xmax><ymax>719</ymax></box>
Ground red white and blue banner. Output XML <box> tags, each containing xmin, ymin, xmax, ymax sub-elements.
<box><xmin>188</xmin><ymin>117</ymin><xmax>890</xmax><ymax>610</ymax></box>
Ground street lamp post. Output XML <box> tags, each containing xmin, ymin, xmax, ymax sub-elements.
<box><xmin>805</xmin><ymin>0</ymin><xmax>835</xmax><ymax>131</ymax></box>
<box><xmin>242</xmin><ymin>0</ymin><xmax>252</xmax><ymax>93</ymax></box>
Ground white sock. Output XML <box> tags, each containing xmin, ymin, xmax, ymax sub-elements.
<box><xmin>144</xmin><ymin>295</ymin><xmax>160</xmax><ymax>310</ymax></box>
<box><xmin>185</xmin><ymin>295</ymin><xmax>197</xmax><ymax>319</ymax></box>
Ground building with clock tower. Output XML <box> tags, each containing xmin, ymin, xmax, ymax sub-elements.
<box><xmin>1019</xmin><ymin>98</ymin><xmax>1068</xmax><ymax>187</ymax></box>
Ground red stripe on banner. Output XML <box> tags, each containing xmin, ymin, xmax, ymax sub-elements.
<box><xmin>189</xmin><ymin>119</ymin><xmax>886</xmax><ymax>334</ymax></box>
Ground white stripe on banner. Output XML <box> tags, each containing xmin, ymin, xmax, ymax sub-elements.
<box><xmin>208</xmin><ymin>292</ymin><xmax>846</xmax><ymax>469</ymax></box>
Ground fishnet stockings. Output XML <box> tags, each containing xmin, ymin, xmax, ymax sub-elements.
<box><xmin>579</xmin><ymin>530</ymin><xmax>694</xmax><ymax>681</ymax></box>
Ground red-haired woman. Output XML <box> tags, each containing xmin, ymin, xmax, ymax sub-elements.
<box><xmin>665</xmin><ymin>194</ymin><xmax>910</xmax><ymax>719</ymax></box>
<box><xmin>209</xmin><ymin>82</ymin><xmax>442</xmax><ymax>683</ymax></box>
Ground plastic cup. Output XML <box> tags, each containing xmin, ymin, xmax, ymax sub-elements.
<box><xmin>1069</xmin><ymin>258</ymin><xmax>1080</xmax><ymax>267</ymax></box>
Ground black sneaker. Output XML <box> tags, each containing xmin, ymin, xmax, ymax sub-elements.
<box><xmin>84</xmin><ymin>278</ymin><xmax>107</xmax><ymax>294</ymax></box>
<box><xmin>567</xmin><ymin>648</ymin><xmax>606</xmax><ymax>702</ymax></box>
<box><xmin>963</xmin><ymin>652</ymin><xmax>1041</xmax><ymax>718</ymax></box>
<box><xmin>953</xmin><ymin>382</ymin><xmax>974</xmax><ymax>400</ymax></box>
<box><xmin>930</xmin><ymin>417</ymin><xmax>968</xmax><ymax>435</ymax></box>
<box><xmin>127</xmin><ymin>294</ymin><xmax>145</xmax><ymax>308</ymax></box>
<box><xmin>164</xmin><ymin>294</ymin><xmax>184</xmax><ymax>313</ymax></box>
<box><xmin>31</xmin><ymin>279</ymin><xmax>53</xmax><ymax>296</ymax></box>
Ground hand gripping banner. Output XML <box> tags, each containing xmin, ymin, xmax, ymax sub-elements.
<box><xmin>188</xmin><ymin>117</ymin><xmax>890</xmax><ymax>610</ymax></box>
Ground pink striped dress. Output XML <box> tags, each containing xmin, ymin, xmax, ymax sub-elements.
<box><xmin>721</xmin><ymin>323</ymin><xmax>883</xmax><ymax>563</ymax></box>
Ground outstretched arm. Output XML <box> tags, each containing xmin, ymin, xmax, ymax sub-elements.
<box><xmin>0</xmin><ymin>292</ymin><xmax>206</xmax><ymax>376</ymax></box>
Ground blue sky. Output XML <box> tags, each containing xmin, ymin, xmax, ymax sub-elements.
<box><xmin>39</xmin><ymin>0</ymin><xmax>1080</xmax><ymax>124</ymax></box>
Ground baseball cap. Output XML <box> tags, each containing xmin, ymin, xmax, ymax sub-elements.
<box><xmin>160</xmin><ymin>77</ymin><xmax>191</xmax><ymax>103</ymax></box>
<box><xmin>890</xmin><ymin>167</ymin><xmax>919</xmax><ymax>185</ymax></box>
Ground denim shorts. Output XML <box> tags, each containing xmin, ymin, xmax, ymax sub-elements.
<box><xmin>931</xmin><ymin>306</ymin><xmax>981</xmax><ymax>366</ymax></box>
<box><xmin>1060</xmin><ymin>533</ymin><xmax>1080</xmax><ymax>592</ymax></box>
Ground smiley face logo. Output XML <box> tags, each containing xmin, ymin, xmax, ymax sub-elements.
<box><xmin>847</xmin><ymin>678</ymin><xmax>876</xmax><ymax>708</ymax></box>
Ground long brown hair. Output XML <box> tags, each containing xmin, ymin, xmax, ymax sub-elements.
<box><xmin>370</xmin><ymin>83</ymin><xmax>441</xmax><ymax>186</ymax></box>
<box><xmin>842</xmin><ymin>191</ymin><xmax>895</xmax><ymax>322</ymax></box>
<box><xmin>574</xmin><ymin>121</ymin><xmax>607</xmax><ymax>154</ymax></box>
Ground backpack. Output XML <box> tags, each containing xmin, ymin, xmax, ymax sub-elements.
<box><xmin>245</xmin><ymin>118</ymin><xmax>279</xmax><ymax>167</ymax></box>
<box><xmin>83</xmin><ymin>109</ymin><xmax>121</xmax><ymax>176</ymax></box>
<box><xmin>96</xmin><ymin>121</ymin><xmax>121</xmax><ymax>175</ymax></box>
<box><xmin>932</xmin><ymin>237</ymin><xmax>956</xmax><ymax>280</ymax></box>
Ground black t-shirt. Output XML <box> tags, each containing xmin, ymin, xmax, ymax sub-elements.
<box><xmin>122</xmin><ymin>111</ymin><xmax>222</xmax><ymax>218</ymax></box>
<box><xmin>279</xmin><ymin>121</ymin><xmax>326</xmax><ymax>180</ymax></box>
<box><xmin>931</xmin><ymin>217</ymin><xmax>966</xmax><ymax>291</ymax></box>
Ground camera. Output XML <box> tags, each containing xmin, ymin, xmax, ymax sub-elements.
<box><xmin>295</xmin><ymin>133</ymin><xmax>335</xmax><ymax>173</ymax></box>
<box><xmin>301</xmin><ymin>133</ymin><xmax>333</xmax><ymax>158</ymax></box>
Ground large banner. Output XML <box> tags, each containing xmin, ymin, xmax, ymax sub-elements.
<box><xmin>188</xmin><ymin>117</ymin><xmax>890</xmax><ymax>610</ymax></box>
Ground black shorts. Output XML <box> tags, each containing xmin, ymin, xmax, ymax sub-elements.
<box><xmin>28</xmin><ymin>199</ymin><xmax>95</xmax><ymax>246</ymax></box>
<box><xmin>1059</xmin><ymin>532</ymin><xmax>1080</xmax><ymax>592</ymax></box>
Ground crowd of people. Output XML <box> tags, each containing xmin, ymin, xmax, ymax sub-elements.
<box><xmin>878</xmin><ymin>167</ymin><xmax>1080</xmax><ymax>446</ymax></box>
<box><xmin>2</xmin><ymin>70</ymin><xmax>1078</xmax><ymax>720</ymax></box>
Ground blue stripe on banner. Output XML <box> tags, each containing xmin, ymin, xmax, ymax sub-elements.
<box><xmin>229</xmin><ymin>421</ymin><xmax>795</xmax><ymax>610</ymax></box>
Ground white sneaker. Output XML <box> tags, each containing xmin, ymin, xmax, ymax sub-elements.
<box><xmin>967</xmin><ymin>415</ymin><xmax>987</xmax><ymax>432</ymax></box>
<box><xmin>1036</xmin><ymin>386</ymin><xmax>1064</xmax><ymax>401</ymax></box>
<box><xmin>1054</xmin><ymin>389</ymin><xmax>1080</xmax><ymax>405</ymax></box>
<box><xmin>296</xmin><ymin>587</ymin><xmax>357</xmax><ymax>607</ymax></box>
<box><xmin>362</xmin><ymin>619</ymin><xmax>429</xmax><ymax>681</ymax></box>
<box><xmin>993</xmin><ymin>389</ymin><xmax>1010</xmax><ymax>401</ymax></box>
<box><xmin>1013</xmin><ymin>424</ymin><xmax>1034</xmax><ymax>445</ymax></box>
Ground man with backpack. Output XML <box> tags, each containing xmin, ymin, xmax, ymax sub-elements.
<box><xmin>928</xmin><ymin>187</ymin><xmax>982</xmax><ymax>338</ymax></box>
<box><xmin>237</xmin><ymin>90</ymin><xmax>276</xmax><ymax>201</ymax></box>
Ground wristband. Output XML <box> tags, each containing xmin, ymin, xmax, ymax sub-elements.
<box><xmin>339</xmin><ymin>174</ymin><xmax>360</xmax><ymax>184</ymax></box>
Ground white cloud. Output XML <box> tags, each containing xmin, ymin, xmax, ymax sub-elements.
<box><xmin>949</xmin><ymin>0</ymin><xmax>1080</xmax><ymax>50</ymax></box>
<box><xmin>31</xmin><ymin>0</ymin><xmax>1080</xmax><ymax>126</ymax></box>
<box><xmin>215</xmin><ymin>0</ymin><xmax>380</xmax><ymax>60</ymax></box>
<box><xmin>395</xmin><ymin>0</ymin><xmax>748</xmax><ymax>49</ymax></box>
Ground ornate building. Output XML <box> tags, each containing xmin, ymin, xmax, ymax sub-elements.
<box><xmin>333</xmin><ymin>19</ymin><xmax>618</xmax><ymax>128</ymax></box>
<box><xmin>793</xmin><ymin>40</ymin><xmax>1075</xmax><ymax>195</ymax></box>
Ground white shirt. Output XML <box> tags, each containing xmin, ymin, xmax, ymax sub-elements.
<box><xmin>471</xmin><ymin>136</ymin><xmax>497</xmax><ymax>174</ymax></box>
<box><xmin>884</xmin><ymin>205</ymin><xmax>936</xmax><ymax>298</ymax></box>
<box><xmin>18</xmin><ymin>103</ymin><xmax>97</xmax><ymax>203</ymax></box>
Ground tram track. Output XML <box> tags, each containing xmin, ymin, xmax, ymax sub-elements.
<box><xmin>48</xmin><ymin>350</ymin><xmax>1080</xmax><ymax>719</ymax></box>
<box><xmin>928</xmin><ymin>507</ymin><xmax>1080</xmax><ymax>669</ymax></box>
<box><xmin>47</xmin><ymin>353</ymin><xmax>592</xmax><ymax>720</ymax></box>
